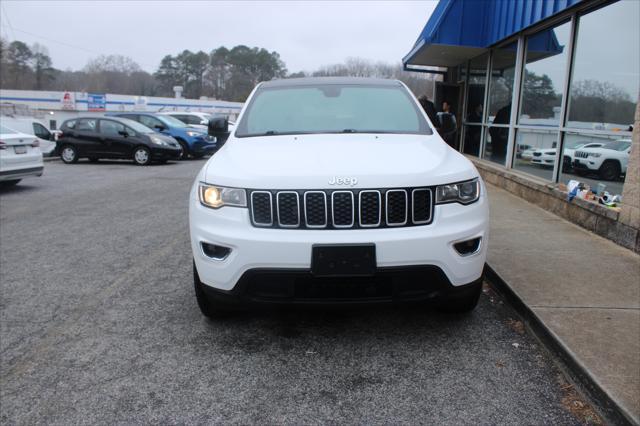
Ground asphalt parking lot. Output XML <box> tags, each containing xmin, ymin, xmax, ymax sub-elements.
<box><xmin>1</xmin><ymin>159</ymin><xmax>590</xmax><ymax>424</ymax></box>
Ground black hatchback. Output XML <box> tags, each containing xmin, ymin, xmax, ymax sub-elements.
<box><xmin>56</xmin><ymin>117</ymin><xmax>182</xmax><ymax>165</ymax></box>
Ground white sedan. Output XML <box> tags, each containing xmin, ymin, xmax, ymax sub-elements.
<box><xmin>0</xmin><ymin>125</ymin><xmax>44</xmax><ymax>186</ymax></box>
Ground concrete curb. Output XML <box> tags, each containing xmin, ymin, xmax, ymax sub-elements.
<box><xmin>484</xmin><ymin>264</ymin><xmax>637</xmax><ymax>426</ymax></box>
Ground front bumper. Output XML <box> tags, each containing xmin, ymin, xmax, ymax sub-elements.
<box><xmin>199</xmin><ymin>265</ymin><xmax>484</xmax><ymax>306</ymax></box>
<box><xmin>190</xmin><ymin>185</ymin><xmax>489</xmax><ymax>293</ymax></box>
<box><xmin>573</xmin><ymin>159</ymin><xmax>598</xmax><ymax>171</ymax></box>
<box><xmin>190</xmin><ymin>140</ymin><xmax>217</xmax><ymax>154</ymax></box>
<box><xmin>150</xmin><ymin>146</ymin><xmax>182</xmax><ymax>160</ymax></box>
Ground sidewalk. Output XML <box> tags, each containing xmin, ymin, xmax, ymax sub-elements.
<box><xmin>485</xmin><ymin>183</ymin><xmax>640</xmax><ymax>424</ymax></box>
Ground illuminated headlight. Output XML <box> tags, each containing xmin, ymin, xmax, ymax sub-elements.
<box><xmin>187</xmin><ymin>131</ymin><xmax>204</xmax><ymax>138</ymax></box>
<box><xmin>198</xmin><ymin>183</ymin><xmax>247</xmax><ymax>209</ymax></box>
<box><xmin>436</xmin><ymin>178</ymin><xmax>480</xmax><ymax>205</ymax></box>
<box><xmin>150</xmin><ymin>136</ymin><xmax>170</xmax><ymax>146</ymax></box>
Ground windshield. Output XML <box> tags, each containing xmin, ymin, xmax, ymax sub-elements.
<box><xmin>565</xmin><ymin>141</ymin><xmax>587</xmax><ymax>150</ymax></box>
<box><xmin>158</xmin><ymin>115</ymin><xmax>188</xmax><ymax>128</ymax></box>
<box><xmin>119</xmin><ymin>118</ymin><xmax>155</xmax><ymax>134</ymax></box>
<box><xmin>236</xmin><ymin>83</ymin><xmax>431</xmax><ymax>137</ymax></box>
<box><xmin>603</xmin><ymin>141</ymin><xmax>631</xmax><ymax>151</ymax></box>
<box><xmin>0</xmin><ymin>125</ymin><xmax>17</xmax><ymax>134</ymax></box>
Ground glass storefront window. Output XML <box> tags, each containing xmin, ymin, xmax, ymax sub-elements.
<box><xmin>567</xmin><ymin>0</ymin><xmax>639</xmax><ymax>130</ymax></box>
<box><xmin>487</xmin><ymin>42</ymin><xmax>517</xmax><ymax>123</ymax></box>
<box><xmin>513</xmin><ymin>129</ymin><xmax>558</xmax><ymax>181</ymax></box>
<box><xmin>466</xmin><ymin>54</ymin><xmax>488</xmax><ymax>124</ymax></box>
<box><xmin>463</xmin><ymin>124</ymin><xmax>482</xmax><ymax>156</ymax></box>
<box><xmin>560</xmin><ymin>132</ymin><xmax>631</xmax><ymax>199</ymax></box>
<box><xmin>519</xmin><ymin>21</ymin><xmax>571</xmax><ymax>126</ymax></box>
<box><xmin>485</xmin><ymin>42</ymin><xmax>517</xmax><ymax>164</ymax></box>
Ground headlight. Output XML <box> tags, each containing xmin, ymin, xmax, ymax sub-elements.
<box><xmin>150</xmin><ymin>136</ymin><xmax>170</xmax><ymax>146</ymax></box>
<box><xmin>436</xmin><ymin>178</ymin><xmax>480</xmax><ymax>205</ymax></box>
<box><xmin>187</xmin><ymin>131</ymin><xmax>204</xmax><ymax>138</ymax></box>
<box><xmin>589</xmin><ymin>153</ymin><xmax>601</xmax><ymax>158</ymax></box>
<box><xmin>198</xmin><ymin>183</ymin><xmax>247</xmax><ymax>209</ymax></box>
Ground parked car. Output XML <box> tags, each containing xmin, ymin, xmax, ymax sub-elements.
<box><xmin>160</xmin><ymin>111</ymin><xmax>236</xmax><ymax>144</ymax></box>
<box><xmin>0</xmin><ymin>124</ymin><xmax>43</xmax><ymax>186</ymax></box>
<box><xmin>562</xmin><ymin>142</ymin><xmax>605</xmax><ymax>171</ymax></box>
<box><xmin>530</xmin><ymin>148</ymin><xmax>556</xmax><ymax>167</ymax></box>
<box><xmin>189</xmin><ymin>77</ymin><xmax>489</xmax><ymax>318</ymax></box>
<box><xmin>56</xmin><ymin>117</ymin><xmax>182</xmax><ymax>166</ymax></box>
<box><xmin>573</xmin><ymin>139</ymin><xmax>632</xmax><ymax>180</ymax></box>
<box><xmin>0</xmin><ymin>116</ymin><xmax>57</xmax><ymax>156</ymax></box>
<box><xmin>111</xmin><ymin>113</ymin><xmax>216</xmax><ymax>159</ymax></box>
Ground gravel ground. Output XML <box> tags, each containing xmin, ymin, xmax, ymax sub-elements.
<box><xmin>1</xmin><ymin>160</ymin><xmax>585</xmax><ymax>424</ymax></box>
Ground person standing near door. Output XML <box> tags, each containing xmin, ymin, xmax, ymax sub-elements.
<box><xmin>418</xmin><ymin>95</ymin><xmax>441</xmax><ymax>133</ymax></box>
<box><xmin>438</xmin><ymin>100</ymin><xmax>458</xmax><ymax>149</ymax></box>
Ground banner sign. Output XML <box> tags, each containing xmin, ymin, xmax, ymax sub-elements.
<box><xmin>60</xmin><ymin>92</ymin><xmax>75</xmax><ymax>110</ymax></box>
<box><xmin>88</xmin><ymin>93</ymin><xmax>106</xmax><ymax>112</ymax></box>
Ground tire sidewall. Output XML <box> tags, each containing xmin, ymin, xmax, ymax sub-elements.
<box><xmin>60</xmin><ymin>145</ymin><xmax>78</xmax><ymax>164</ymax></box>
<box><xmin>133</xmin><ymin>146</ymin><xmax>151</xmax><ymax>166</ymax></box>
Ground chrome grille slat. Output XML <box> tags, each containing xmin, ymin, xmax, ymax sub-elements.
<box><xmin>386</xmin><ymin>189</ymin><xmax>408</xmax><ymax>226</ymax></box>
<box><xmin>250</xmin><ymin>188</ymin><xmax>432</xmax><ymax>229</ymax></box>
<box><xmin>332</xmin><ymin>191</ymin><xmax>354</xmax><ymax>228</ymax></box>
<box><xmin>304</xmin><ymin>191</ymin><xmax>328</xmax><ymax>228</ymax></box>
<box><xmin>359</xmin><ymin>190</ymin><xmax>381</xmax><ymax>227</ymax></box>
<box><xmin>276</xmin><ymin>191</ymin><xmax>300</xmax><ymax>227</ymax></box>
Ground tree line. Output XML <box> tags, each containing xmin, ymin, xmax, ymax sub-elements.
<box><xmin>0</xmin><ymin>38</ymin><xmax>437</xmax><ymax>102</ymax></box>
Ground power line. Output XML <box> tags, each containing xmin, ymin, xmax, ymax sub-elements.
<box><xmin>1</xmin><ymin>3</ymin><xmax>17</xmax><ymax>40</ymax></box>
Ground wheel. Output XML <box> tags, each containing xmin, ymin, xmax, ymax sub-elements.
<box><xmin>193</xmin><ymin>261</ymin><xmax>233</xmax><ymax>319</ymax></box>
<box><xmin>437</xmin><ymin>279</ymin><xmax>483</xmax><ymax>313</ymax></box>
<box><xmin>88</xmin><ymin>157</ymin><xmax>99</xmax><ymax>163</ymax></box>
<box><xmin>0</xmin><ymin>179</ymin><xmax>21</xmax><ymax>187</ymax></box>
<box><xmin>60</xmin><ymin>145</ymin><xmax>78</xmax><ymax>164</ymax></box>
<box><xmin>598</xmin><ymin>160</ymin><xmax>621</xmax><ymax>181</ymax></box>
<box><xmin>177</xmin><ymin>140</ymin><xmax>190</xmax><ymax>160</ymax></box>
<box><xmin>133</xmin><ymin>146</ymin><xmax>151</xmax><ymax>166</ymax></box>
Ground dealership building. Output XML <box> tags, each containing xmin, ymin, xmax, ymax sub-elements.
<box><xmin>0</xmin><ymin>89</ymin><xmax>243</xmax><ymax>130</ymax></box>
<box><xmin>404</xmin><ymin>0</ymin><xmax>639</xmax><ymax>252</ymax></box>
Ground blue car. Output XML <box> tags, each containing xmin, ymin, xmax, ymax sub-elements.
<box><xmin>110</xmin><ymin>113</ymin><xmax>217</xmax><ymax>159</ymax></box>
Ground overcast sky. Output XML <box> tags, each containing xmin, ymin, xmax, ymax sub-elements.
<box><xmin>0</xmin><ymin>1</ymin><xmax>436</xmax><ymax>73</ymax></box>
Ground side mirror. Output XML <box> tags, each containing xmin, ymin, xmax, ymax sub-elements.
<box><xmin>118</xmin><ymin>130</ymin><xmax>129</xmax><ymax>137</ymax></box>
<box><xmin>200</xmin><ymin>120</ymin><xmax>208</xmax><ymax>125</ymax></box>
<box><xmin>209</xmin><ymin>117</ymin><xmax>229</xmax><ymax>145</ymax></box>
<box><xmin>154</xmin><ymin>124</ymin><xmax>166</xmax><ymax>132</ymax></box>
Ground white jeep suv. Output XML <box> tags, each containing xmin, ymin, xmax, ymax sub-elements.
<box><xmin>573</xmin><ymin>139</ymin><xmax>631</xmax><ymax>181</ymax></box>
<box><xmin>189</xmin><ymin>78</ymin><xmax>489</xmax><ymax>317</ymax></box>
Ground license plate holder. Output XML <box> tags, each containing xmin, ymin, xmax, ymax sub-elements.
<box><xmin>311</xmin><ymin>244</ymin><xmax>376</xmax><ymax>277</ymax></box>
<box><xmin>14</xmin><ymin>146</ymin><xmax>27</xmax><ymax>154</ymax></box>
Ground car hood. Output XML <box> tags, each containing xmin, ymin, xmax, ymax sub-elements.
<box><xmin>203</xmin><ymin>133</ymin><xmax>478</xmax><ymax>189</ymax></box>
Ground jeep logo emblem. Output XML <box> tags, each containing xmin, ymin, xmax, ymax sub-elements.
<box><xmin>328</xmin><ymin>176</ymin><xmax>358</xmax><ymax>186</ymax></box>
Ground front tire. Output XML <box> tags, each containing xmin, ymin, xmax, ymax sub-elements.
<box><xmin>60</xmin><ymin>145</ymin><xmax>79</xmax><ymax>164</ymax></box>
<box><xmin>133</xmin><ymin>146</ymin><xmax>151</xmax><ymax>166</ymax></box>
<box><xmin>598</xmin><ymin>160</ymin><xmax>621</xmax><ymax>181</ymax></box>
<box><xmin>177</xmin><ymin>140</ymin><xmax>190</xmax><ymax>160</ymax></box>
<box><xmin>437</xmin><ymin>279</ymin><xmax>483</xmax><ymax>313</ymax></box>
<box><xmin>193</xmin><ymin>261</ymin><xmax>233</xmax><ymax>319</ymax></box>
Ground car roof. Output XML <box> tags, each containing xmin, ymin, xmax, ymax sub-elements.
<box><xmin>63</xmin><ymin>116</ymin><xmax>136</xmax><ymax>125</ymax></box>
<box><xmin>259</xmin><ymin>77</ymin><xmax>403</xmax><ymax>88</ymax></box>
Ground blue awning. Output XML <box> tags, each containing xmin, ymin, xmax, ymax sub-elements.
<box><xmin>403</xmin><ymin>0</ymin><xmax>581</xmax><ymax>70</ymax></box>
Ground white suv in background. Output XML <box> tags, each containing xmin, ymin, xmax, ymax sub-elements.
<box><xmin>189</xmin><ymin>78</ymin><xmax>489</xmax><ymax>318</ymax></box>
<box><xmin>573</xmin><ymin>139</ymin><xmax>631</xmax><ymax>181</ymax></box>
<box><xmin>0</xmin><ymin>116</ymin><xmax>57</xmax><ymax>156</ymax></box>
<box><xmin>0</xmin><ymin>125</ymin><xmax>44</xmax><ymax>186</ymax></box>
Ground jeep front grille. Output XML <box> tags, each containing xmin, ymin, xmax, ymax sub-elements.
<box><xmin>248</xmin><ymin>188</ymin><xmax>433</xmax><ymax>229</ymax></box>
<box><xmin>575</xmin><ymin>151</ymin><xmax>589</xmax><ymax>158</ymax></box>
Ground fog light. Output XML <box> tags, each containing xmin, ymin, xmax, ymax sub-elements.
<box><xmin>454</xmin><ymin>237</ymin><xmax>481</xmax><ymax>256</ymax></box>
<box><xmin>201</xmin><ymin>242</ymin><xmax>231</xmax><ymax>260</ymax></box>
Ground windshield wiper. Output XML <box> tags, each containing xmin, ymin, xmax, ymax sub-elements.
<box><xmin>341</xmin><ymin>129</ymin><xmax>358</xmax><ymax>133</ymax></box>
<box><xmin>263</xmin><ymin>130</ymin><xmax>279</xmax><ymax>136</ymax></box>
